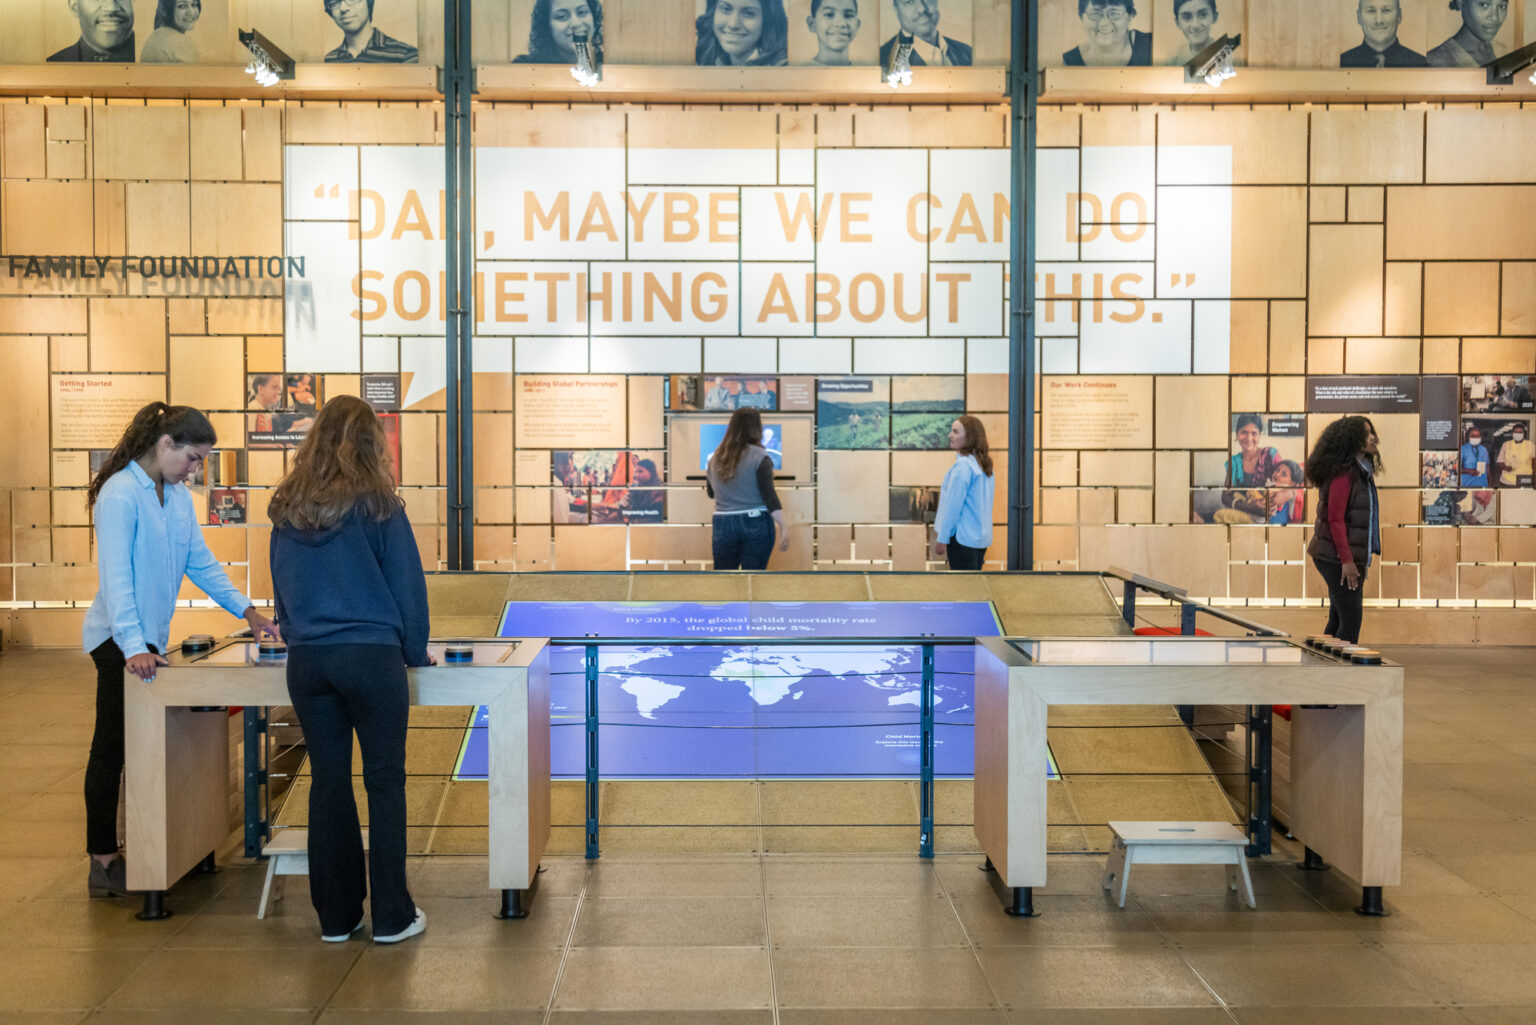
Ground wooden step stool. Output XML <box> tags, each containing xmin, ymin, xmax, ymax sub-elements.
<box><xmin>257</xmin><ymin>827</ymin><xmax>368</xmax><ymax>918</ymax></box>
<box><xmin>1102</xmin><ymin>821</ymin><xmax>1255</xmax><ymax>909</ymax></box>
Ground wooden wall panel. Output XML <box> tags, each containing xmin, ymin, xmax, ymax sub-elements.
<box><xmin>1426</xmin><ymin>109</ymin><xmax>1536</xmax><ymax>185</ymax></box>
<box><xmin>1158</xmin><ymin>110</ymin><xmax>1308</xmax><ymax>185</ymax></box>
<box><xmin>2</xmin><ymin>181</ymin><xmax>93</xmax><ymax>253</ymax></box>
<box><xmin>1310</xmin><ymin>111</ymin><xmax>1424</xmax><ymax>186</ymax></box>
<box><xmin>207</xmin><ymin>298</ymin><xmax>282</xmax><ymax>335</ymax></box>
<box><xmin>1269</xmin><ymin>301</ymin><xmax>1306</xmax><ymax>373</ymax></box>
<box><xmin>1</xmin><ymin>103</ymin><xmax>47</xmax><ymax>179</ymax></box>
<box><xmin>1310</xmin><ymin>186</ymin><xmax>1346</xmax><ymax>223</ymax></box>
<box><xmin>603</xmin><ymin>0</ymin><xmax>697</xmax><ymax>64</ymax></box>
<box><xmin>191</xmin><ymin>183</ymin><xmax>283</xmax><ymax>254</ymax></box>
<box><xmin>1388</xmin><ymin>186</ymin><xmax>1536</xmax><ymax>260</ymax></box>
<box><xmin>629</xmin><ymin>110</ymin><xmax>779</xmax><ymax>151</ymax></box>
<box><xmin>1036</xmin><ymin>109</ymin><xmax>1079</xmax><ymax>148</ymax></box>
<box><xmin>476</xmin><ymin>107</ymin><xmax>626</xmax><ymax>149</ymax></box>
<box><xmin>1308</xmin><ymin>224</ymin><xmax>1383</xmax><ymax>337</ymax></box>
<box><xmin>1153</xmin><ymin>451</ymin><xmax>1190</xmax><ymax>524</ymax></box>
<box><xmin>1232</xmin><ymin>186</ymin><xmax>1307</xmax><ymax>298</ymax></box>
<box><xmin>1423</xmin><ymin>262</ymin><xmax>1501</xmax><ymax>337</ymax></box>
<box><xmin>1502</xmin><ymin>263</ymin><xmax>1536</xmax><ymax>336</ymax></box>
<box><xmin>93</xmin><ymin>181</ymin><xmax>127</xmax><ymax>256</ymax></box>
<box><xmin>125</xmin><ymin>182</ymin><xmax>191</xmax><ymax>255</ymax></box>
<box><xmin>816</xmin><ymin>450</ymin><xmax>889</xmax><ymax>523</ymax></box>
<box><xmin>1154</xmin><ymin>377</ymin><xmax>1227</xmax><ymax>449</ymax></box>
<box><xmin>0</xmin><ymin>337</ymin><xmax>50</xmax><ymax>487</ymax></box>
<box><xmin>971</xmin><ymin>0</ymin><xmax>1013</xmax><ymax>66</ymax></box>
<box><xmin>88</xmin><ymin>299</ymin><xmax>165</xmax><ymax>373</ymax></box>
<box><xmin>169</xmin><ymin>336</ymin><xmax>243</xmax><ymax>411</ymax></box>
<box><xmin>190</xmin><ymin>108</ymin><xmax>245</xmax><ymax>182</ymax></box>
<box><xmin>286</xmin><ymin>106</ymin><xmax>436</xmax><ymax>146</ymax></box>
<box><xmin>1080</xmin><ymin>525</ymin><xmax>1228</xmax><ymax>598</ymax></box>
<box><xmin>854</xmin><ymin>110</ymin><xmax>1006</xmax><ymax>149</ymax></box>
<box><xmin>243</xmin><ymin>107</ymin><xmax>284</xmax><ymax>182</ymax></box>
<box><xmin>1347</xmin><ymin>186</ymin><xmax>1385</xmax><ymax>222</ymax></box>
<box><xmin>1345</xmin><ymin>337</ymin><xmax>1419</xmax><ymax>375</ymax></box>
<box><xmin>1229</xmin><ymin>301</ymin><xmax>1268</xmax><ymax>373</ymax></box>
<box><xmin>1383</xmin><ymin>262</ymin><xmax>1422</xmax><ymax>336</ymax></box>
<box><xmin>1422</xmin><ymin>337</ymin><xmax>1459</xmax><ymax>374</ymax></box>
<box><xmin>93</xmin><ymin>107</ymin><xmax>190</xmax><ymax>181</ymax></box>
<box><xmin>1461</xmin><ymin>338</ymin><xmax>1536</xmax><ymax>374</ymax></box>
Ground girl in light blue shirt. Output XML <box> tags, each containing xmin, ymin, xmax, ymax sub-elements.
<box><xmin>933</xmin><ymin>415</ymin><xmax>996</xmax><ymax>570</ymax></box>
<box><xmin>81</xmin><ymin>403</ymin><xmax>278</xmax><ymax>898</ymax></box>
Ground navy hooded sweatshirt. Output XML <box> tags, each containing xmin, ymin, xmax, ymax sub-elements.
<box><xmin>270</xmin><ymin>503</ymin><xmax>431</xmax><ymax>667</ymax></box>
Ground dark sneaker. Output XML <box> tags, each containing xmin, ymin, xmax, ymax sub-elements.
<box><xmin>87</xmin><ymin>856</ymin><xmax>134</xmax><ymax>898</ymax></box>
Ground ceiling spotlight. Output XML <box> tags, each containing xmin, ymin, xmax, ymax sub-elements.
<box><xmin>883</xmin><ymin>32</ymin><xmax>914</xmax><ymax>89</ymax></box>
<box><xmin>237</xmin><ymin>28</ymin><xmax>294</xmax><ymax>88</ymax></box>
<box><xmin>1186</xmin><ymin>33</ymin><xmax>1241</xmax><ymax>88</ymax></box>
<box><xmin>1484</xmin><ymin>39</ymin><xmax>1536</xmax><ymax>85</ymax></box>
<box><xmin>569</xmin><ymin>27</ymin><xmax>600</xmax><ymax>87</ymax></box>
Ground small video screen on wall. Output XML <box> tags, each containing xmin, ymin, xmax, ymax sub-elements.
<box><xmin>698</xmin><ymin>423</ymin><xmax>785</xmax><ymax>471</ymax></box>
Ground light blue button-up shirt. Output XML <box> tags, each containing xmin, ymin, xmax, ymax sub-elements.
<box><xmin>933</xmin><ymin>454</ymin><xmax>996</xmax><ymax>550</ymax></box>
<box><xmin>82</xmin><ymin>461</ymin><xmax>251</xmax><ymax>659</ymax></box>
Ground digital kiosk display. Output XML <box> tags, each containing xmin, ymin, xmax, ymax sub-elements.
<box><xmin>453</xmin><ymin>601</ymin><xmax>1044</xmax><ymax>781</ymax></box>
<box><xmin>697</xmin><ymin>423</ymin><xmax>785</xmax><ymax>471</ymax></box>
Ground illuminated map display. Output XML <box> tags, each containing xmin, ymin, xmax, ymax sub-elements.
<box><xmin>454</xmin><ymin>601</ymin><xmax>1053</xmax><ymax>780</ymax></box>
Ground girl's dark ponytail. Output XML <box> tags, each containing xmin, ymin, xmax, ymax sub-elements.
<box><xmin>86</xmin><ymin>403</ymin><xmax>217</xmax><ymax>510</ymax></box>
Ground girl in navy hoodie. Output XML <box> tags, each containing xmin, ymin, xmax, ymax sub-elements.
<box><xmin>268</xmin><ymin>395</ymin><xmax>433</xmax><ymax>944</ymax></box>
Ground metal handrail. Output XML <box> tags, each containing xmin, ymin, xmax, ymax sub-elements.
<box><xmin>1104</xmin><ymin>565</ymin><xmax>1287</xmax><ymax>638</ymax></box>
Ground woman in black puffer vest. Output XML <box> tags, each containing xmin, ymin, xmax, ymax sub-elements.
<box><xmin>1304</xmin><ymin>416</ymin><xmax>1381</xmax><ymax>645</ymax></box>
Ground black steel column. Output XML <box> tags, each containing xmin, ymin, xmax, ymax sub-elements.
<box><xmin>1006</xmin><ymin>0</ymin><xmax>1038</xmax><ymax>570</ymax></box>
<box><xmin>441</xmin><ymin>0</ymin><xmax>475</xmax><ymax>569</ymax></box>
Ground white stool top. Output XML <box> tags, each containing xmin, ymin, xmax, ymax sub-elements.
<box><xmin>1108</xmin><ymin>821</ymin><xmax>1248</xmax><ymax>845</ymax></box>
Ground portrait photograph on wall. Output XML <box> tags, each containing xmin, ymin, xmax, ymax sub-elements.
<box><xmin>1463</xmin><ymin>416</ymin><xmax>1535</xmax><ymax>488</ymax></box>
<box><xmin>696</xmin><ymin>0</ymin><xmax>790</xmax><ymax>65</ymax></box>
<box><xmin>1424</xmin><ymin>488</ymin><xmax>1497</xmax><ymax>525</ymax></box>
<box><xmin>1463</xmin><ymin>374</ymin><xmax>1534</xmax><ymax>413</ymax></box>
<box><xmin>1426</xmin><ymin>0</ymin><xmax>1514</xmax><ymax>66</ymax></box>
<box><xmin>1191</xmin><ymin>413</ymin><xmax>1306</xmax><ymax>525</ymax></box>
<box><xmin>1045</xmin><ymin>0</ymin><xmax>1153</xmax><ymax>66</ymax></box>
<box><xmin>319</xmin><ymin>0</ymin><xmax>418</xmax><ymax>62</ymax></box>
<box><xmin>879</xmin><ymin>0</ymin><xmax>974</xmax><ymax>66</ymax></box>
<box><xmin>816</xmin><ymin>378</ymin><xmax>891</xmax><ymax>449</ymax></box>
<box><xmin>39</xmin><ymin>0</ymin><xmax>234</xmax><ymax>63</ymax></box>
<box><xmin>247</xmin><ymin>371</ymin><xmax>322</xmax><ymax>449</ymax></box>
<box><xmin>1154</xmin><ymin>0</ymin><xmax>1245</xmax><ymax>65</ymax></box>
<box><xmin>1422</xmin><ymin>450</ymin><xmax>1458</xmax><ymax>488</ymax></box>
<box><xmin>1340</xmin><ymin>0</ymin><xmax>1428</xmax><ymax>66</ymax></box>
<box><xmin>787</xmin><ymin>0</ymin><xmax>877</xmax><ymax>65</ymax></box>
<box><xmin>510</xmin><ymin>0</ymin><xmax>604</xmax><ymax>65</ymax></box>
<box><xmin>207</xmin><ymin>488</ymin><xmax>247</xmax><ymax>526</ymax></box>
<box><xmin>551</xmin><ymin>449</ymin><xmax>667</xmax><ymax>524</ymax></box>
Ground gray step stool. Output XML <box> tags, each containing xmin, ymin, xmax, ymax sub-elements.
<box><xmin>257</xmin><ymin>827</ymin><xmax>369</xmax><ymax>918</ymax></box>
<box><xmin>1102</xmin><ymin>820</ymin><xmax>1255</xmax><ymax>909</ymax></box>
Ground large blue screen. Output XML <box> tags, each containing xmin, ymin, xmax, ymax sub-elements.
<box><xmin>455</xmin><ymin>600</ymin><xmax>1022</xmax><ymax>781</ymax></box>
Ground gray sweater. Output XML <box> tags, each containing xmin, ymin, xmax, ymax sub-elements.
<box><xmin>705</xmin><ymin>444</ymin><xmax>781</xmax><ymax>513</ymax></box>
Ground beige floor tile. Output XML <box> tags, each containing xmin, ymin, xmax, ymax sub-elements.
<box><xmin>547</xmin><ymin>1013</ymin><xmax>771</xmax><ymax>1025</ymax></box>
<box><xmin>951</xmin><ymin>894</ymin><xmax>1167</xmax><ymax>948</ymax></box>
<box><xmin>573</xmin><ymin>895</ymin><xmax>766</xmax><ymax>946</ymax></box>
<box><xmin>1177</xmin><ymin>945</ymin><xmax>1440</xmax><ymax>1007</ymax></box>
<box><xmin>1231</xmin><ymin>1008</ymin><xmax>1473</xmax><ymax>1025</ymax></box>
<box><xmin>316</xmin><ymin>1013</ymin><xmax>545</xmax><ymax>1025</ymax></box>
<box><xmin>0</xmin><ymin>1013</ymin><xmax>86</xmax><ymax>1025</ymax></box>
<box><xmin>553</xmin><ymin>947</ymin><xmax>772</xmax><ymax>1010</ymax></box>
<box><xmin>597</xmin><ymin>825</ymin><xmax>761</xmax><ymax>854</ymax></box>
<box><xmin>1142</xmin><ymin>903</ymin><xmax>1364</xmax><ymax>947</ymax></box>
<box><xmin>1</xmin><ymin>948</ymin><xmax>152</xmax><ymax>1012</ymax></box>
<box><xmin>85</xmin><ymin>1012</ymin><xmax>316</xmax><ymax>1025</ymax></box>
<box><xmin>1404</xmin><ymin>852</ymin><xmax>1536</xmax><ymax>898</ymax></box>
<box><xmin>1381</xmin><ymin>944</ymin><xmax>1536</xmax><ymax>1004</ymax></box>
<box><xmin>103</xmin><ymin>947</ymin><xmax>360</xmax><ymax>1010</ymax></box>
<box><xmin>329</xmin><ymin>948</ymin><xmax>562</xmax><ymax>1010</ymax></box>
<box><xmin>761</xmin><ymin>826</ymin><xmax>915</xmax><ymax>854</ymax></box>
<box><xmin>1339</xmin><ymin>892</ymin><xmax>1536</xmax><ymax>945</ymax></box>
<box><xmin>759</xmin><ymin>781</ymin><xmax>916</xmax><ymax>826</ymax></box>
<box><xmin>975</xmin><ymin>947</ymin><xmax>1218</xmax><ymax>1009</ymax></box>
<box><xmin>602</xmin><ymin>781</ymin><xmax>760</xmax><ymax>826</ymax></box>
<box><xmin>768</xmin><ymin>895</ymin><xmax>968</xmax><ymax>947</ymax></box>
<box><xmin>780</xmin><ymin>1011</ymin><xmax>1008</xmax><ymax>1025</ymax></box>
<box><xmin>1460</xmin><ymin>1008</ymin><xmax>1536</xmax><ymax>1025</ymax></box>
<box><xmin>0</xmin><ymin>856</ymin><xmax>87</xmax><ymax>902</ymax></box>
<box><xmin>584</xmin><ymin>856</ymin><xmax>761</xmax><ymax>898</ymax></box>
<box><xmin>773</xmin><ymin>947</ymin><xmax>998</xmax><ymax>1008</ymax></box>
<box><xmin>764</xmin><ymin>858</ymin><xmax>940</xmax><ymax>897</ymax></box>
<box><xmin>0</xmin><ymin>896</ymin><xmax>193</xmax><ymax>949</ymax></box>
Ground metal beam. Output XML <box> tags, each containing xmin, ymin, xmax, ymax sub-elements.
<box><xmin>441</xmin><ymin>0</ymin><xmax>475</xmax><ymax>569</ymax></box>
<box><xmin>1006</xmin><ymin>0</ymin><xmax>1038</xmax><ymax>570</ymax></box>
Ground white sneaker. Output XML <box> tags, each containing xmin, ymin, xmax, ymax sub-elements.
<box><xmin>373</xmin><ymin>908</ymin><xmax>426</xmax><ymax>944</ymax></box>
<box><xmin>321</xmin><ymin>916</ymin><xmax>364</xmax><ymax>943</ymax></box>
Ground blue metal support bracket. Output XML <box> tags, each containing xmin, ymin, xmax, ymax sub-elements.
<box><xmin>584</xmin><ymin>643</ymin><xmax>601</xmax><ymax>860</ymax></box>
<box><xmin>1247</xmin><ymin>704</ymin><xmax>1273</xmax><ymax>856</ymax></box>
<box><xmin>242</xmin><ymin>706</ymin><xmax>269</xmax><ymax>858</ymax></box>
<box><xmin>919</xmin><ymin>642</ymin><xmax>936</xmax><ymax>858</ymax></box>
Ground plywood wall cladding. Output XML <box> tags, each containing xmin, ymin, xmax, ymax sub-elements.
<box><xmin>2</xmin><ymin>97</ymin><xmax>1536</xmax><ymax>603</ymax></box>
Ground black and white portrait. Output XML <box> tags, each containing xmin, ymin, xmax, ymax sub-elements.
<box><xmin>323</xmin><ymin>0</ymin><xmax>418</xmax><ymax>63</ymax></box>
<box><xmin>513</xmin><ymin>0</ymin><xmax>604</xmax><ymax>65</ymax></box>
<box><xmin>140</xmin><ymin>0</ymin><xmax>202</xmax><ymax>62</ymax></box>
<box><xmin>1340</xmin><ymin>0</ymin><xmax>1428</xmax><ymax>67</ymax></box>
<box><xmin>1427</xmin><ymin>0</ymin><xmax>1509</xmax><ymax>66</ymax></box>
<box><xmin>881</xmin><ymin>0</ymin><xmax>973</xmax><ymax>67</ymax></box>
<box><xmin>789</xmin><ymin>0</ymin><xmax>872</xmax><ymax>65</ymax></box>
<box><xmin>48</xmin><ymin>0</ymin><xmax>136</xmax><ymax>62</ymax></box>
<box><xmin>696</xmin><ymin>0</ymin><xmax>790</xmax><ymax>66</ymax></box>
<box><xmin>1061</xmin><ymin>0</ymin><xmax>1150</xmax><ymax>65</ymax></box>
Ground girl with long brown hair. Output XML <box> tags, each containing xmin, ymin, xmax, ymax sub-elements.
<box><xmin>268</xmin><ymin>394</ymin><xmax>432</xmax><ymax>944</ymax></box>
<box><xmin>82</xmin><ymin>402</ymin><xmax>277</xmax><ymax>898</ymax></box>
<box><xmin>705</xmin><ymin>407</ymin><xmax>789</xmax><ymax>569</ymax></box>
<box><xmin>933</xmin><ymin>415</ymin><xmax>996</xmax><ymax>570</ymax></box>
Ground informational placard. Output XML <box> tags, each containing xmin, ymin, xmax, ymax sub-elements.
<box><xmin>1040</xmin><ymin>375</ymin><xmax>1153</xmax><ymax>449</ymax></box>
<box><xmin>497</xmin><ymin>600</ymin><xmax>1003</xmax><ymax>639</ymax></box>
<box><xmin>513</xmin><ymin>374</ymin><xmax>627</xmax><ymax>448</ymax></box>
<box><xmin>50</xmin><ymin>374</ymin><xmax>166</xmax><ymax>449</ymax></box>
<box><xmin>361</xmin><ymin>373</ymin><xmax>401</xmax><ymax>411</ymax></box>
<box><xmin>1421</xmin><ymin>375</ymin><xmax>1460</xmax><ymax>450</ymax></box>
<box><xmin>1306</xmin><ymin>375</ymin><xmax>1421</xmax><ymax>413</ymax></box>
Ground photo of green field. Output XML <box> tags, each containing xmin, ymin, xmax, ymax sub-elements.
<box><xmin>816</xmin><ymin>378</ymin><xmax>891</xmax><ymax>449</ymax></box>
<box><xmin>891</xmin><ymin>412</ymin><xmax>953</xmax><ymax>449</ymax></box>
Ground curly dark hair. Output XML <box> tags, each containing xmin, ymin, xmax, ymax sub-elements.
<box><xmin>517</xmin><ymin>0</ymin><xmax>604</xmax><ymax>64</ymax></box>
<box><xmin>1305</xmin><ymin>415</ymin><xmax>1381</xmax><ymax>489</ymax></box>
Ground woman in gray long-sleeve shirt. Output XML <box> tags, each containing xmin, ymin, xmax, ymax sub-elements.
<box><xmin>705</xmin><ymin>408</ymin><xmax>790</xmax><ymax>569</ymax></box>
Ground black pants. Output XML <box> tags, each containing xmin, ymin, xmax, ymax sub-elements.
<box><xmin>945</xmin><ymin>538</ymin><xmax>987</xmax><ymax>571</ymax></box>
<box><xmin>287</xmin><ymin>644</ymin><xmax>416</xmax><ymax>937</ymax></box>
<box><xmin>712</xmin><ymin>512</ymin><xmax>775</xmax><ymax>570</ymax></box>
<box><xmin>85</xmin><ymin>639</ymin><xmax>159</xmax><ymax>856</ymax></box>
<box><xmin>1313</xmin><ymin>557</ymin><xmax>1366</xmax><ymax>644</ymax></box>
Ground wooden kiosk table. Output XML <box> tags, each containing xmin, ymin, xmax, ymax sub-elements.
<box><xmin>124</xmin><ymin>638</ymin><xmax>550</xmax><ymax>921</ymax></box>
<box><xmin>973</xmin><ymin>635</ymin><xmax>1402</xmax><ymax>917</ymax></box>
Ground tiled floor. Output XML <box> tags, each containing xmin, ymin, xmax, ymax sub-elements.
<box><xmin>3</xmin><ymin>645</ymin><xmax>1535</xmax><ymax>1023</ymax></box>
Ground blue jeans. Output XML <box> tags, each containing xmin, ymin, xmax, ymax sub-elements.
<box><xmin>712</xmin><ymin>511</ymin><xmax>775</xmax><ymax>570</ymax></box>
